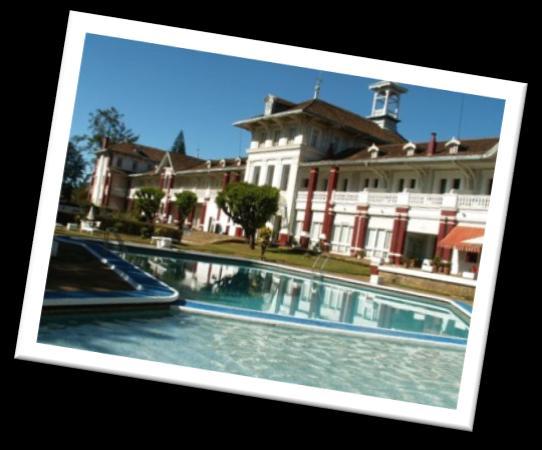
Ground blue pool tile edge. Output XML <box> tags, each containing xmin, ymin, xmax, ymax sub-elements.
<box><xmin>176</xmin><ymin>299</ymin><xmax>468</xmax><ymax>348</ymax></box>
<box><xmin>44</xmin><ymin>237</ymin><xmax>179</xmax><ymax>306</ymax></box>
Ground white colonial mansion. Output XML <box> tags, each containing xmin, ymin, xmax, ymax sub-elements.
<box><xmin>88</xmin><ymin>81</ymin><xmax>496</xmax><ymax>276</ymax></box>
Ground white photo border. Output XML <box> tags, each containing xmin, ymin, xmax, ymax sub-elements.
<box><xmin>15</xmin><ymin>10</ymin><xmax>527</xmax><ymax>431</ymax></box>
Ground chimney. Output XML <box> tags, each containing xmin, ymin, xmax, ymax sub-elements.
<box><xmin>101</xmin><ymin>136</ymin><xmax>110</xmax><ymax>149</ymax></box>
<box><xmin>426</xmin><ymin>132</ymin><xmax>437</xmax><ymax>156</ymax></box>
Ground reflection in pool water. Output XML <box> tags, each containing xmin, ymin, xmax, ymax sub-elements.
<box><xmin>120</xmin><ymin>252</ymin><xmax>469</xmax><ymax>340</ymax></box>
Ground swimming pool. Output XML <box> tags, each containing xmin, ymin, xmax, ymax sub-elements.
<box><xmin>118</xmin><ymin>249</ymin><xmax>470</xmax><ymax>343</ymax></box>
<box><xmin>38</xmin><ymin>244</ymin><xmax>470</xmax><ymax>408</ymax></box>
<box><xmin>38</xmin><ymin>307</ymin><xmax>464</xmax><ymax>408</ymax></box>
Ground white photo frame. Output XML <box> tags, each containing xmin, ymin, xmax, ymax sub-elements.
<box><xmin>15</xmin><ymin>10</ymin><xmax>526</xmax><ymax>431</ymax></box>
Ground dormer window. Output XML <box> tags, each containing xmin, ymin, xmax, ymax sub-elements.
<box><xmin>206</xmin><ymin>160</ymin><xmax>212</xmax><ymax>169</ymax></box>
<box><xmin>219</xmin><ymin>159</ymin><xmax>226</xmax><ymax>168</ymax></box>
<box><xmin>403</xmin><ymin>141</ymin><xmax>417</xmax><ymax>157</ymax></box>
<box><xmin>368</xmin><ymin>143</ymin><xmax>380</xmax><ymax>159</ymax></box>
<box><xmin>235</xmin><ymin>157</ymin><xmax>242</xmax><ymax>167</ymax></box>
<box><xmin>445</xmin><ymin>137</ymin><xmax>461</xmax><ymax>154</ymax></box>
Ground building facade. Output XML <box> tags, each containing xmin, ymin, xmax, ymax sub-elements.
<box><xmin>89</xmin><ymin>81</ymin><xmax>496</xmax><ymax>276</ymax></box>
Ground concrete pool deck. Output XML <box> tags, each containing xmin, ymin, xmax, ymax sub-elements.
<box><xmin>44</xmin><ymin>237</ymin><xmax>179</xmax><ymax>307</ymax></box>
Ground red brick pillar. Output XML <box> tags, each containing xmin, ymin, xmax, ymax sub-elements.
<box><xmin>199</xmin><ymin>202</ymin><xmax>207</xmax><ymax>231</ymax></box>
<box><xmin>389</xmin><ymin>207</ymin><xmax>409</xmax><ymax>265</ymax></box>
<box><xmin>300</xmin><ymin>167</ymin><xmax>319</xmax><ymax>248</ymax></box>
<box><xmin>321</xmin><ymin>166</ymin><xmax>339</xmax><ymax>249</ymax></box>
<box><xmin>217</xmin><ymin>172</ymin><xmax>230</xmax><ymax>220</ymax></box>
<box><xmin>350</xmin><ymin>205</ymin><xmax>369</xmax><ymax>256</ymax></box>
<box><xmin>163</xmin><ymin>175</ymin><xmax>175</xmax><ymax>222</ymax></box>
<box><xmin>187</xmin><ymin>206</ymin><xmax>195</xmax><ymax>228</ymax></box>
<box><xmin>436</xmin><ymin>210</ymin><xmax>457</xmax><ymax>262</ymax></box>
<box><xmin>103</xmin><ymin>172</ymin><xmax>112</xmax><ymax>208</ymax></box>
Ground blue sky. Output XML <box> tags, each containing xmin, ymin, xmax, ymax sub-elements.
<box><xmin>70</xmin><ymin>34</ymin><xmax>505</xmax><ymax>160</ymax></box>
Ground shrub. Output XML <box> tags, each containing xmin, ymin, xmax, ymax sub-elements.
<box><xmin>140</xmin><ymin>226</ymin><xmax>153</xmax><ymax>239</ymax></box>
<box><xmin>154</xmin><ymin>225</ymin><xmax>181</xmax><ymax>241</ymax></box>
<box><xmin>98</xmin><ymin>215</ymin><xmax>152</xmax><ymax>237</ymax></box>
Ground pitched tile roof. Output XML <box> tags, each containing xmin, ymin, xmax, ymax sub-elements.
<box><xmin>236</xmin><ymin>98</ymin><xmax>407</xmax><ymax>144</ymax></box>
<box><xmin>292</xmin><ymin>99</ymin><xmax>406</xmax><ymax>144</ymax></box>
<box><xmin>166</xmin><ymin>152</ymin><xmax>206</xmax><ymax>171</ymax></box>
<box><xmin>107</xmin><ymin>143</ymin><xmax>169</xmax><ymax>162</ymax></box>
<box><xmin>108</xmin><ymin>143</ymin><xmax>207</xmax><ymax>172</ymax></box>
<box><xmin>329</xmin><ymin>137</ymin><xmax>498</xmax><ymax>162</ymax></box>
<box><xmin>187</xmin><ymin>157</ymin><xmax>247</xmax><ymax>171</ymax></box>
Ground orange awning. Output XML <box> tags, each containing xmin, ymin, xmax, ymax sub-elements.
<box><xmin>438</xmin><ymin>226</ymin><xmax>484</xmax><ymax>253</ymax></box>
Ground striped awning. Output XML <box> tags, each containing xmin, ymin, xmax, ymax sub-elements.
<box><xmin>438</xmin><ymin>226</ymin><xmax>484</xmax><ymax>253</ymax></box>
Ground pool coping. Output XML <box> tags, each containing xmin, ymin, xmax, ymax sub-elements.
<box><xmin>44</xmin><ymin>237</ymin><xmax>179</xmax><ymax>307</ymax></box>
<box><xmin>174</xmin><ymin>300</ymin><xmax>468</xmax><ymax>348</ymax></box>
<box><xmin>102</xmin><ymin>238</ymin><xmax>472</xmax><ymax>322</ymax></box>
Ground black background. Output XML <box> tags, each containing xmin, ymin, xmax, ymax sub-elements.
<box><xmin>11</xmin><ymin>4</ymin><xmax>532</xmax><ymax>443</ymax></box>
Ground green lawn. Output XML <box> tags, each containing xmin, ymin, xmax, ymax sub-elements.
<box><xmin>55</xmin><ymin>227</ymin><xmax>370</xmax><ymax>279</ymax></box>
<box><xmin>188</xmin><ymin>241</ymin><xmax>371</xmax><ymax>279</ymax></box>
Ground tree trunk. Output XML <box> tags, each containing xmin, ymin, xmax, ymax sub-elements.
<box><xmin>249</xmin><ymin>232</ymin><xmax>256</xmax><ymax>250</ymax></box>
<box><xmin>178</xmin><ymin>215</ymin><xmax>184</xmax><ymax>244</ymax></box>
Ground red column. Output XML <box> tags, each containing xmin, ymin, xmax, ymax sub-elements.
<box><xmin>88</xmin><ymin>165</ymin><xmax>97</xmax><ymax>203</ymax></box>
<box><xmin>321</xmin><ymin>166</ymin><xmax>339</xmax><ymax>249</ymax></box>
<box><xmin>217</xmin><ymin>172</ymin><xmax>231</xmax><ymax>220</ymax></box>
<box><xmin>435</xmin><ymin>210</ymin><xmax>457</xmax><ymax>262</ymax></box>
<box><xmin>187</xmin><ymin>206</ymin><xmax>195</xmax><ymax>228</ymax></box>
<box><xmin>300</xmin><ymin>167</ymin><xmax>319</xmax><ymax>248</ymax></box>
<box><xmin>350</xmin><ymin>205</ymin><xmax>369</xmax><ymax>256</ymax></box>
<box><xmin>163</xmin><ymin>175</ymin><xmax>175</xmax><ymax>223</ymax></box>
<box><xmin>103</xmin><ymin>172</ymin><xmax>112</xmax><ymax>208</ymax></box>
<box><xmin>199</xmin><ymin>202</ymin><xmax>207</xmax><ymax>231</ymax></box>
<box><xmin>389</xmin><ymin>207</ymin><xmax>409</xmax><ymax>264</ymax></box>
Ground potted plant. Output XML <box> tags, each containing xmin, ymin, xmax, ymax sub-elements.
<box><xmin>433</xmin><ymin>256</ymin><xmax>441</xmax><ymax>273</ymax></box>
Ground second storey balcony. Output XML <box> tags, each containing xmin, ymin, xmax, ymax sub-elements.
<box><xmin>295</xmin><ymin>190</ymin><xmax>491</xmax><ymax>212</ymax></box>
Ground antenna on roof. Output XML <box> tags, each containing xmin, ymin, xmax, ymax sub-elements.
<box><xmin>313</xmin><ymin>74</ymin><xmax>322</xmax><ymax>99</ymax></box>
<box><xmin>457</xmin><ymin>94</ymin><xmax>465</xmax><ymax>139</ymax></box>
<box><xmin>196</xmin><ymin>146</ymin><xmax>200</xmax><ymax>159</ymax></box>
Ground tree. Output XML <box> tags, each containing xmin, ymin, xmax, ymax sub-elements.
<box><xmin>171</xmin><ymin>130</ymin><xmax>186</xmax><ymax>154</ymax></box>
<box><xmin>61</xmin><ymin>140</ymin><xmax>86</xmax><ymax>201</ymax></box>
<box><xmin>87</xmin><ymin>107</ymin><xmax>139</xmax><ymax>150</ymax></box>
<box><xmin>75</xmin><ymin>107</ymin><xmax>139</xmax><ymax>164</ymax></box>
<box><xmin>134</xmin><ymin>187</ymin><xmax>164</xmax><ymax>223</ymax></box>
<box><xmin>259</xmin><ymin>227</ymin><xmax>272</xmax><ymax>260</ymax></box>
<box><xmin>216</xmin><ymin>182</ymin><xmax>279</xmax><ymax>249</ymax></box>
<box><xmin>174</xmin><ymin>191</ymin><xmax>198</xmax><ymax>242</ymax></box>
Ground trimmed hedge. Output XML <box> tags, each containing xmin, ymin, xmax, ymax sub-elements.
<box><xmin>98</xmin><ymin>215</ymin><xmax>154</xmax><ymax>238</ymax></box>
<box><xmin>154</xmin><ymin>225</ymin><xmax>181</xmax><ymax>241</ymax></box>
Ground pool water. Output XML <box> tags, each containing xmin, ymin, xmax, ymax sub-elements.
<box><xmin>38</xmin><ymin>307</ymin><xmax>465</xmax><ymax>408</ymax></box>
<box><xmin>119</xmin><ymin>251</ymin><xmax>469</xmax><ymax>340</ymax></box>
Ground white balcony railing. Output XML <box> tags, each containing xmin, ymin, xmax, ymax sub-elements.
<box><xmin>368</xmin><ymin>192</ymin><xmax>398</xmax><ymax>205</ymax></box>
<box><xmin>295</xmin><ymin>190</ymin><xmax>491</xmax><ymax>211</ymax></box>
<box><xmin>313</xmin><ymin>191</ymin><xmax>327</xmax><ymax>202</ymax></box>
<box><xmin>332</xmin><ymin>191</ymin><xmax>360</xmax><ymax>203</ymax></box>
<box><xmin>457</xmin><ymin>195</ymin><xmax>491</xmax><ymax>209</ymax></box>
<box><xmin>409</xmin><ymin>193</ymin><xmax>444</xmax><ymax>207</ymax></box>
